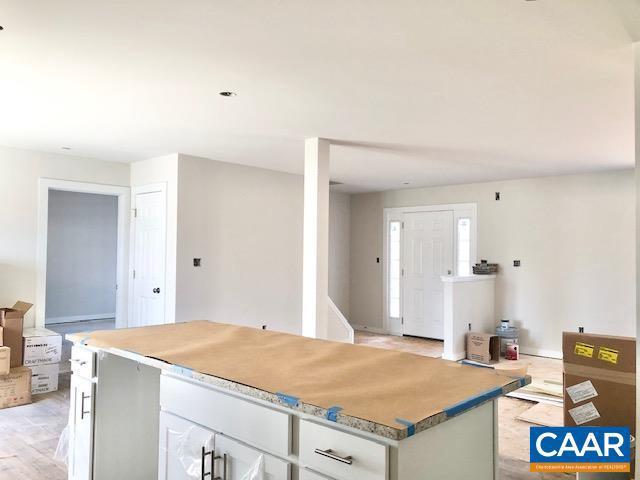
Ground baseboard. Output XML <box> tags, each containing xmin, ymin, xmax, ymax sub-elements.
<box><xmin>442</xmin><ymin>351</ymin><xmax>466</xmax><ymax>362</ymax></box>
<box><xmin>46</xmin><ymin>313</ymin><xmax>115</xmax><ymax>325</ymax></box>
<box><xmin>519</xmin><ymin>346</ymin><xmax>562</xmax><ymax>359</ymax></box>
<box><xmin>351</xmin><ymin>324</ymin><xmax>390</xmax><ymax>335</ymax></box>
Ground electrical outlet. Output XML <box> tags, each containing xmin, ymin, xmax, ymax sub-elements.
<box><xmin>513</xmin><ymin>260</ymin><xmax>521</xmax><ymax>267</ymax></box>
<box><xmin>495</xmin><ymin>192</ymin><xmax>501</xmax><ymax>201</ymax></box>
<box><xmin>193</xmin><ymin>258</ymin><xmax>201</xmax><ymax>267</ymax></box>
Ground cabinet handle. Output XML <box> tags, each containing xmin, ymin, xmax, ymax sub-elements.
<box><xmin>80</xmin><ymin>393</ymin><xmax>91</xmax><ymax>420</ymax></box>
<box><xmin>211</xmin><ymin>451</ymin><xmax>227</xmax><ymax>480</ymax></box>
<box><xmin>201</xmin><ymin>446</ymin><xmax>213</xmax><ymax>479</ymax></box>
<box><xmin>70</xmin><ymin>358</ymin><xmax>87</xmax><ymax>366</ymax></box>
<box><xmin>314</xmin><ymin>448</ymin><xmax>353</xmax><ymax>465</ymax></box>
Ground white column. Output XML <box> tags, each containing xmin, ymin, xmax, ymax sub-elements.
<box><xmin>302</xmin><ymin>138</ymin><xmax>330</xmax><ymax>339</ymax></box>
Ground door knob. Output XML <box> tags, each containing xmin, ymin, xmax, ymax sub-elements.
<box><xmin>153</xmin><ymin>287</ymin><xmax>161</xmax><ymax>294</ymax></box>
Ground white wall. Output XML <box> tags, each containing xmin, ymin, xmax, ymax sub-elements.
<box><xmin>0</xmin><ymin>145</ymin><xmax>130</xmax><ymax>328</ymax></box>
<box><xmin>130</xmin><ymin>154</ymin><xmax>179</xmax><ymax>324</ymax></box>
<box><xmin>329</xmin><ymin>191</ymin><xmax>351</xmax><ymax>318</ymax></box>
<box><xmin>175</xmin><ymin>154</ymin><xmax>304</xmax><ymax>334</ymax></box>
<box><xmin>351</xmin><ymin>170</ymin><xmax>636</xmax><ymax>357</ymax></box>
<box><xmin>45</xmin><ymin>190</ymin><xmax>118</xmax><ymax>322</ymax></box>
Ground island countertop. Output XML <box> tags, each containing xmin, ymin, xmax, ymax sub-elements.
<box><xmin>68</xmin><ymin>321</ymin><xmax>529</xmax><ymax>440</ymax></box>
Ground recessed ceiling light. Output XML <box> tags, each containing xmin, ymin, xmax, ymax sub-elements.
<box><xmin>219</xmin><ymin>91</ymin><xmax>237</xmax><ymax>97</ymax></box>
<box><xmin>61</xmin><ymin>146</ymin><xmax>72</xmax><ymax>150</ymax></box>
<box><xmin>403</xmin><ymin>182</ymin><xmax>410</xmax><ymax>185</ymax></box>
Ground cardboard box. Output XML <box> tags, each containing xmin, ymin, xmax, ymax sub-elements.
<box><xmin>30</xmin><ymin>363</ymin><xmax>59</xmax><ymax>395</ymax></box>
<box><xmin>0</xmin><ymin>346</ymin><xmax>10</xmax><ymax>375</ymax></box>
<box><xmin>563</xmin><ymin>332</ymin><xmax>636</xmax><ymax>434</ymax></box>
<box><xmin>23</xmin><ymin>328</ymin><xmax>62</xmax><ymax>366</ymax></box>
<box><xmin>0</xmin><ymin>366</ymin><xmax>32</xmax><ymax>409</ymax></box>
<box><xmin>467</xmin><ymin>332</ymin><xmax>500</xmax><ymax>364</ymax></box>
<box><xmin>0</xmin><ymin>301</ymin><xmax>33</xmax><ymax>367</ymax></box>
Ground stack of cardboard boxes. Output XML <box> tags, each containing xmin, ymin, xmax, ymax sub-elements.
<box><xmin>0</xmin><ymin>301</ymin><xmax>62</xmax><ymax>410</ymax></box>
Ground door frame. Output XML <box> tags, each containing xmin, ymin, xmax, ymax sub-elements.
<box><xmin>382</xmin><ymin>203</ymin><xmax>477</xmax><ymax>335</ymax></box>
<box><xmin>36</xmin><ymin>178</ymin><xmax>130</xmax><ymax>329</ymax></box>
<box><xmin>128</xmin><ymin>182</ymin><xmax>169</xmax><ymax>327</ymax></box>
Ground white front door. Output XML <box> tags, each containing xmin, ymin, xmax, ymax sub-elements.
<box><xmin>131</xmin><ymin>188</ymin><xmax>166</xmax><ymax>327</ymax></box>
<box><xmin>402</xmin><ymin>210</ymin><xmax>453</xmax><ymax>339</ymax></box>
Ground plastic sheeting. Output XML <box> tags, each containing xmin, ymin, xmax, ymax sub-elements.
<box><xmin>241</xmin><ymin>455</ymin><xmax>265</xmax><ymax>480</ymax></box>
<box><xmin>54</xmin><ymin>424</ymin><xmax>69</xmax><ymax>466</ymax></box>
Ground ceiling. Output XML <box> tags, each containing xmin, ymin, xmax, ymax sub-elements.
<box><xmin>0</xmin><ymin>0</ymin><xmax>636</xmax><ymax>192</ymax></box>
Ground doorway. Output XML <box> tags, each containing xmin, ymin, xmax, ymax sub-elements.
<box><xmin>383</xmin><ymin>203</ymin><xmax>477</xmax><ymax>338</ymax></box>
<box><xmin>36</xmin><ymin>179</ymin><xmax>130</xmax><ymax>329</ymax></box>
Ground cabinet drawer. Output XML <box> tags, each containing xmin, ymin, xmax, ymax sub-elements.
<box><xmin>299</xmin><ymin>420</ymin><xmax>387</xmax><ymax>480</ymax></box>
<box><xmin>300</xmin><ymin>468</ymin><xmax>336</xmax><ymax>480</ymax></box>
<box><xmin>70</xmin><ymin>345</ymin><xmax>95</xmax><ymax>379</ymax></box>
<box><xmin>160</xmin><ymin>374</ymin><xmax>291</xmax><ymax>457</ymax></box>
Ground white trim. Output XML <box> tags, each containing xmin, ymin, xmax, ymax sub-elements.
<box><xmin>520</xmin><ymin>347</ymin><xmax>563</xmax><ymax>360</ymax></box>
<box><xmin>382</xmin><ymin>203</ymin><xmax>478</xmax><ymax>335</ymax></box>
<box><xmin>352</xmin><ymin>324</ymin><xmax>390</xmax><ymax>335</ymax></box>
<box><xmin>328</xmin><ymin>297</ymin><xmax>355</xmax><ymax>343</ymax></box>
<box><xmin>442</xmin><ymin>351</ymin><xmax>467</xmax><ymax>361</ymax></box>
<box><xmin>441</xmin><ymin>274</ymin><xmax>496</xmax><ymax>283</ymax></box>
<box><xmin>129</xmin><ymin>183</ymin><xmax>169</xmax><ymax>326</ymax></box>
<box><xmin>45</xmin><ymin>313</ymin><xmax>116</xmax><ymax>325</ymax></box>
<box><xmin>36</xmin><ymin>179</ymin><xmax>130</xmax><ymax>329</ymax></box>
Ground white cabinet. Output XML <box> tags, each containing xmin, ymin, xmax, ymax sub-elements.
<box><xmin>68</xmin><ymin>375</ymin><xmax>94</xmax><ymax>480</ymax></box>
<box><xmin>158</xmin><ymin>410</ymin><xmax>290</xmax><ymax>480</ymax></box>
<box><xmin>299</xmin><ymin>420</ymin><xmax>387</xmax><ymax>480</ymax></box>
<box><xmin>216</xmin><ymin>434</ymin><xmax>290</xmax><ymax>480</ymax></box>
<box><xmin>300</xmin><ymin>469</ymin><xmax>336</xmax><ymax>480</ymax></box>
<box><xmin>158</xmin><ymin>411</ymin><xmax>216</xmax><ymax>480</ymax></box>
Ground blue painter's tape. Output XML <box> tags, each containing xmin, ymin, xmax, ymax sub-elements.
<box><xmin>276</xmin><ymin>392</ymin><xmax>299</xmax><ymax>407</ymax></box>
<box><xmin>443</xmin><ymin>385</ymin><xmax>503</xmax><ymax>418</ymax></box>
<box><xmin>326</xmin><ymin>406</ymin><xmax>342</xmax><ymax>422</ymax></box>
<box><xmin>395</xmin><ymin>418</ymin><xmax>416</xmax><ymax>437</ymax></box>
<box><xmin>171</xmin><ymin>364</ymin><xmax>194</xmax><ymax>378</ymax></box>
<box><xmin>79</xmin><ymin>336</ymin><xmax>90</xmax><ymax>345</ymax></box>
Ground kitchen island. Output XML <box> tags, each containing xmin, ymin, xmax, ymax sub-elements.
<box><xmin>66</xmin><ymin>321</ymin><xmax>528</xmax><ymax>480</ymax></box>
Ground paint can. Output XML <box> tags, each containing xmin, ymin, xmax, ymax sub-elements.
<box><xmin>505</xmin><ymin>343</ymin><xmax>519</xmax><ymax>360</ymax></box>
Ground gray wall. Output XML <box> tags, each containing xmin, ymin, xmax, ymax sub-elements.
<box><xmin>45</xmin><ymin>190</ymin><xmax>118</xmax><ymax>323</ymax></box>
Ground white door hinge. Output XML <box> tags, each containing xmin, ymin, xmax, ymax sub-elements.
<box><xmin>401</xmin><ymin>317</ymin><xmax>404</xmax><ymax>325</ymax></box>
<box><xmin>132</xmin><ymin>269</ymin><xmax>136</xmax><ymax>279</ymax></box>
<box><xmin>133</xmin><ymin>208</ymin><xmax>137</xmax><ymax>218</ymax></box>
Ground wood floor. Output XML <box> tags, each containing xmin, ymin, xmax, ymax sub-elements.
<box><xmin>0</xmin><ymin>328</ymin><xmax>570</xmax><ymax>479</ymax></box>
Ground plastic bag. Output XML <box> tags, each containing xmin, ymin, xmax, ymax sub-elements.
<box><xmin>53</xmin><ymin>425</ymin><xmax>69</xmax><ymax>466</ymax></box>
<box><xmin>241</xmin><ymin>454</ymin><xmax>265</xmax><ymax>480</ymax></box>
<box><xmin>175</xmin><ymin>427</ymin><xmax>215</xmax><ymax>478</ymax></box>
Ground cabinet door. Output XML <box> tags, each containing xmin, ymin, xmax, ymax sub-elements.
<box><xmin>158</xmin><ymin>411</ymin><xmax>216</xmax><ymax>480</ymax></box>
<box><xmin>215</xmin><ymin>434</ymin><xmax>290</xmax><ymax>480</ymax></box>
<box><xmin>300</xmin><ymin>469</ymin><xmax>336</xmax><ymax>480</ymax></box>
<box><xmin>68</xmin><ymin>375</ymin><xmax>94</xmax><ymax>480</ymax></box>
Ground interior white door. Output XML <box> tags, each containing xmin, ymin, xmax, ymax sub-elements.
<box><xmin>402</xmin><ymin>210</ymin><xmax>453</xmax><ymax>339</ymax></box>
<box><xmin>68</xmin><ymin>375</ymin><xmax>94</xmax><ymax>480</ymax></box>
<box><xmin>215</xmin><ymin>434</ymin><xmax>291</xmax><ymax>480</ymax></box>
<box><xmin>131</xmin><ymin>189</ymin><xmax>166</xmax><ymax>327</ymax></box>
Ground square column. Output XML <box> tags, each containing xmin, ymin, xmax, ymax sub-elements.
<box><xmin>302</xmin><ymin>138</ymin><xmax>330</xmax><ymax>339</ymax></box>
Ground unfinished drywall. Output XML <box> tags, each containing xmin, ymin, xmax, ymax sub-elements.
<box><xmin>0</xmin><ymin>146</ymin><xmax>130</xmax><ymax>328</ymax></box>
<box><xmin>329</xmin><ymin>191</ymin><xmax>351</xmax><ymax>319</ymax></box>
<box><xmin>45</xmin><ymin>190</ymin><xmax>118</xmax><ymax>323</ymax></box>
<box><xmin>175</xmin><ymin>154</ymin><xmax>304</xmax><ymax>334</ymax></box>
<box><xmin>130</xmin><ymin>154</ymin><xmax>179</xmax><ymax>324</ymax></box>
<box><xmin>351</xmin><ymin>170</ymin><xmax>636</xmax><ymax>357</ymax></box>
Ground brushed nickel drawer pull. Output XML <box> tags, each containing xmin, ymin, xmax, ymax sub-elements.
<box><xmin>314</xmin><ymin>448</ymin><xmax>353</xmax><ymax>465</ymax></box>
<box><xmin>70</xmin><ymin>359</ymin><xmax>87</xmax><ymax>366</ymax></box>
